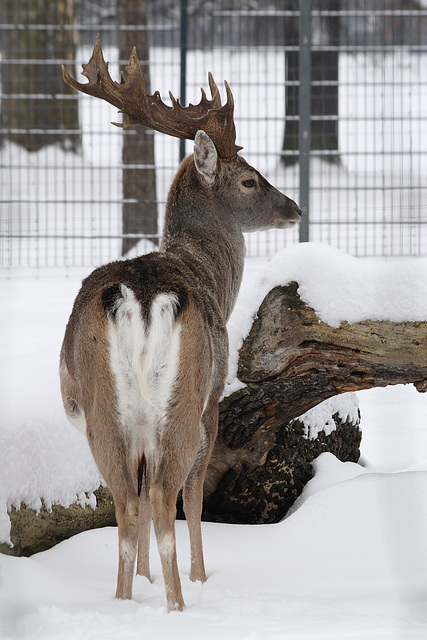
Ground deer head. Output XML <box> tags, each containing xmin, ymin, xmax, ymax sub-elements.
<box><xmin>62</xmin><ymin>35</ymin><xmax>300</xmax><ymax>238</ymax></box>
<box><xmin>188</xmin><ymin>130</ymin><xmax>300</xmax><ymax>232</ymax></box>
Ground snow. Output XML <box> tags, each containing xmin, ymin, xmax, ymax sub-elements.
<box><xmin>296</xmin><ymin>394</ymin><xmax>360</xmax><ymax>440</ymax></box>
<box><xmin>0</xmin><ymin>420</ymin><xmax>101</xmax><ymax>544</ymax></box>
<box><xmin>1</xmin><ymin>245</ymin><xmax>427</xmax><ymax>638</ymax></box>
<box><xmin>262</xmin><ymin>244</ymin><xmax>427</xmax><ymax>327</ymax></box>
<box><xmin>1</xmin><ymin>454</ymin><xmax>427</xmax><ymax>639</ymax></box>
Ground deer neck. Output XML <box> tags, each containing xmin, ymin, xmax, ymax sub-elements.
<box><xmin>160</xmin><ymin>160</ymin><xmax>245</xmax><ymax>322</ymax></box>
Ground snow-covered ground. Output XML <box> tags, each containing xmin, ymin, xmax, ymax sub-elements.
<box><xmin>1</xmin><ymin>244</ymin><xmax>427</xmax><ymax>639</ymax></box>
<box><xmin>1</xmin><ymin>457</ymin><xmax>427</xmax><ymax>640</ymax></box>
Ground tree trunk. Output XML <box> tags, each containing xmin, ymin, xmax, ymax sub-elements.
<box><xmin>0</xmin><ymin>0</ymin><xmax>80</xmax><ymax>153</ymax></box>
<box><xmin>118</xmin><ymin>0</ymin><xmax>158</xmax><ymax>256</ymax></box>
<box><xmin>282</xmin><ymin>0</ymin><xmax>340</xmax><ymax>166</ymax></box>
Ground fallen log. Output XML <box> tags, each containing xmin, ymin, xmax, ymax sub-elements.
<box><xmin>201</xmin><ymin>282</ymin><xmax>427</xmax><ymax>523</ymax></box>
<box><xmin>0</xmin><ymin>487</ymin><xmax>115</xmax><ymax>557</ymax></box>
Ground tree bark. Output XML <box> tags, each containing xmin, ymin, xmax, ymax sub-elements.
<box><xmin>118</xmin><ymin>0</ymin><xmax>158</xmax><ymax>255</ymax></box>
<box><xmin>203</xmin><ymin>407</ymin><xmax>361</xmax><ymax>525</ymax></box>
<box><xmin>0</xmin><ymin>0</ymin><xmax>80</xmax><ymax>153</ymax></box>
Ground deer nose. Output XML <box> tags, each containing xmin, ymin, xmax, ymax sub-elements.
<box><xmin>274</xmin><ymin>197</ymin><xmax>301</xmax><ymax>227</ymax></box>
<box><xmin>273</xmin><ymin>196</ymin><xmax>301</xmax><ymax>229</ymax></box>
<box><xmin>286</xmin><ymin>198</ymin><xmax>301</xmax><ymax>222</ymax></box>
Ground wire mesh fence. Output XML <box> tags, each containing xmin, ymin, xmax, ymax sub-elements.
<box><xmin>1</xmin><ymin>0</ymin><xmax>426</xmax><ymax>272</ymax></box>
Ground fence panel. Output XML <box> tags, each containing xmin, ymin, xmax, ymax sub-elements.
<box><xmin>1</xmin><ymin>1</ymin><xmax>426</xmax><ymax>272</ymax></box>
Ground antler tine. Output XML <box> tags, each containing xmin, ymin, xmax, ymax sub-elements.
<box><xmin>62</xmin><ymin>35</ymin><xmax>243</xmax><ymax>158</ymax></box>
<box><xmin>62</xmin><ymin>34</ymin><xmax>122</xmax><ymax>111</ymax></box>
<box><xmin>167</xmin><ymin>77</ymin><xmax>221</xmax><ymax>119</ymax></box>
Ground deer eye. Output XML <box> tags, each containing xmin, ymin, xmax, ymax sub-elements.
<box><xmin>242</xmin><ymin>178</ymin><xmax>255</xmax><ymax>188</ymax></box>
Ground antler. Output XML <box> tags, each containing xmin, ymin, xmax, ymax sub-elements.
<box><xmin>62</xmin><ymin>34</ymin><xmax>243</xmax><ymax>159</ymax></box>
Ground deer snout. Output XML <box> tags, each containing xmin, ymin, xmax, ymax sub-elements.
<box><xmin>274</xmin><ymin>197</ymin><xmax>301</xmax><ymax>228</ymax></box>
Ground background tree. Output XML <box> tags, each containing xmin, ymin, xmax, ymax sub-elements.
<box><xmin>118</xmin><ymin>0</ymin><xmax>158</xmax><ymax>255</ymax></box>
<box><xmin>0</xmin><ymin>0</ymin><xmax>80</xmax><ymax>153</ymax></box>
<box><xmin>282</xmin><ymin>0</ymin><xmax>340</xmax><ymax>167</ymax></box>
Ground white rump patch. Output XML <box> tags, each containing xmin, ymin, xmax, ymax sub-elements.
<box><xmin>107</xmin><ymin>286</ymin><xmax>182</xmax><ymax>470</ymax></box>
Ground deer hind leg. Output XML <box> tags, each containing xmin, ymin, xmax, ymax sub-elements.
<box><xmin>113</xmin><ymin>485</ymin><xmax>139</xmax><ymax>600</ymax></box>
<box><xmin>182</xmin><ymin>461</ymin><xmax>207</xmax><ymax>584</ymax></box>
<box><xmin>182</xmin><ymin>429</ymin><xmax>213</xmax><ymax>583</ymax></box>
<box><xmin>150</xmin><ymin>481</ymin><xmax>185</xmax><ymax>611</ymax></box>
<box><xmin>150</xmin><ymin>418</ymin><xmax>201</xmax><ymax>611</ymax></box>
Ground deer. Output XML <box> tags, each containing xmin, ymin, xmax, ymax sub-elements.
<box><xmin>60</xmin><ymin>35</ymin><xmax>300</xmax><ymax>612</ymax></box>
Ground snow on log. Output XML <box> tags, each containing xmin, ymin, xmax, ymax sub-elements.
<box><xmin>0</xmin><ymin>487</ymin><xmax>115</xmax><ymax>557</ymax></box>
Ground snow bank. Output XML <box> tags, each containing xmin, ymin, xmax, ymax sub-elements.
<box><xmin>263</xmin><ymin>243</ymin><xmax>427</xmax><ymax>327</ymax></box>
<box><xmin>0</xmin><ymin>420</ymin><xmax>102</xmax><ymax>547</ymax></box>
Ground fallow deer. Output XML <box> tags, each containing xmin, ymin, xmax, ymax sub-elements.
<box><xmin>60</xmin><ymin>35</ymin><xmax>300</xmax><ymax>611</ymax></box>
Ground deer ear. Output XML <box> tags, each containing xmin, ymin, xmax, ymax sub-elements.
<box><xmin>194</xmin><ymin>130</ymin><xmax>217</xmax><ymax>187</ymax></box>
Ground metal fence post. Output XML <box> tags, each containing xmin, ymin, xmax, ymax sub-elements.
<box><xmin>298</xmin><ymin>0</ymin><xmax>311</xmax><ymax>243</ymax></box>
<box><xmin>179</xmin><ymin>0</ymin><xmax>188</xmax><ymax>163</ymax></box>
